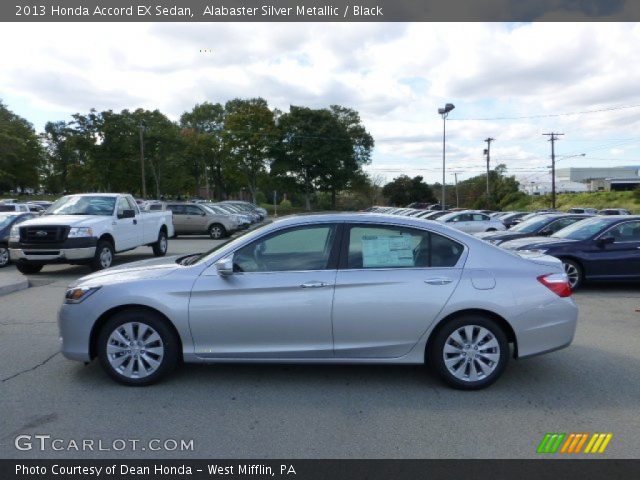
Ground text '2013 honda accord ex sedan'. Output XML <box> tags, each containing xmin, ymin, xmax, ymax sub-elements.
<box><xmin>58</xmin><ymin>213</ymin><xmax>578</xmax><ymax>390</ymax></box>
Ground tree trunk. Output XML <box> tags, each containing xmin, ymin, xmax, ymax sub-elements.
<box><xmin>331</xmin><ymin>188</ymin><xmax>336</xmax><ymax>210</ymax></box>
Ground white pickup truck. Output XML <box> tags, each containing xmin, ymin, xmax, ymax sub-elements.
<box><xmin>9</xmin><ymin>193</ymin><xmax>174</xmax><ymax>274</ymax></box>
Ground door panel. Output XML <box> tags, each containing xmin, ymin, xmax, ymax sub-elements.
<box><xmin>585</xmin><ymin>221</ymin><xmax>640</xmax><ymax>278</ymax></box>
<box><xmin>189</xmin><ymin>270</ymin><xmax>337</xmax><ymax>358</ymax></box>
<box><xmin>332</xmin><ymin>224</ymin><xmax>464</xmax><ymax>358</ymax></box>
<box><xmin>113</xmin><ymin>197</ymin><xmax>139</xmax><ymax>250</ymax></box>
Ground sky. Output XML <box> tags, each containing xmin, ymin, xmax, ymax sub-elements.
<box><xmin>1</xmin><ymin>22</ymin><xmax>640</xmax><ymax>186</ymax></box>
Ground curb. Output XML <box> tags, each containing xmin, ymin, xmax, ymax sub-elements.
<box><xmin>0</xmin><ymin>272</ymin><xmax>29</xmax><ymax>297</ymax></box>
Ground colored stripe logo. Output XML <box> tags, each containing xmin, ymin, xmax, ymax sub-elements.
<box><xmin>537</xmin><ymin>433</ymin><xmax>612</xmax><ymax>454</ymax></box>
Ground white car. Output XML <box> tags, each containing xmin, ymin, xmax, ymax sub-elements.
<box><xmin>9</xmin><ymin>193</ymin><xmax>174</xmax><ymax>274</ymax></box>
<box><xmin>0</xmin><ymin>203</ymin><xmax>30</xmax><ymax>213</ymax></box>
<box><xmin>437</xmin><ymin>211</ymin><xmax>506</xmax><ymax>234</ymax></box>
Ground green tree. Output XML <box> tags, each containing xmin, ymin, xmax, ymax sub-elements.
<box><xmin>382</xmin><ymin>175</ymin><xmax>436</xmax><ymax>206</ymax></box>
<box><xmin>0</xmin><ymin>101</ymin><xmax>43</xmax><ymax>192</ymax></box>
<box><xmin>223</xmin><ymin>98</ymin><xmax>278</xmax><ymax>203</ymax></box>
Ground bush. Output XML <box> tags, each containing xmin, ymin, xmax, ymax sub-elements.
<box><xmin>279</xmin><ymin>199</ymin><xmax>292</xmax><ymax>209</ymax></box>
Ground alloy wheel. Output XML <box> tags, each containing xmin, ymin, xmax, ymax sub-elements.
<box><xmin>106</xmin><ymin>322</ymin><xmax>164</xmax><ymax>379</ymax></box>
<box><xmin>563</xmin><ymin>262</ymin><xmax>580</xmax><ymax>289</ymax></box>
<box><xmin>442</xmin><ymin>325</ymin><xmax>501</xmax><ymax>382</ymax></box>
<box><xmin>99</xmin><ymin>247</ymin><xmax>112</xmax><ymax>268</ymax></box>
<box><xmin>0</xmin><ymin>247</ymin><xmax>9</xmax><ymax>267</ymax></box>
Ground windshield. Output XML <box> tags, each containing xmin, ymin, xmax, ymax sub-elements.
<box><xmin>510</xmin><ymin>216</ymin><xmax>554</xmax><ymax>233</ymax></box>
<box><xmin>47</xmin><ymin>195</ymin><xmax>116</xmax><ymax>216</ymax></box>
<box><xmin>551</xmin><ymin>217</ymin><xmax>612</xmax><ymax>240</ymax></box>
<box><xmin>0</xmin><ymin>215</ymin><xmax>16</xmax><ymax>229</ymax></box>
<box><xmin>179</xmin><ymin>226</ymin><xmax>258</xmax><ymax>265</ymax></box>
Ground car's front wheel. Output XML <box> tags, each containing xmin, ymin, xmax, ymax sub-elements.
<box><xmin>209</xmin><ymin>223</ymin><xmax>226</xmax><ymax>240</ymax></box>
<box><xmin>16</xmin><ymin>262</ymin><xmax>43</xmax><ymax>274</ymax></box>
<box><xmin>97</xmin><ymin>310</ymin><xmax>179</xmax><ymax>386</ymax></box>
<box><xmin>430</xmin><ymin>315</ymin><xmax>509</xmax><ymax>390</ymax></box>
<box><xmin>90</xmin><ymin>240</ymin><xmax>114</xmax><ymax>271</ymax></box>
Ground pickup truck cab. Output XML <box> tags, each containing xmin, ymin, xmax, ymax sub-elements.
<box><xmin>9</xmin><ymin>193</ymin><xmax>174</xmax><ymax>274</ymax></box>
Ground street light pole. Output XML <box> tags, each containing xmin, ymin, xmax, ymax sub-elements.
<box><xmin>438</xmin><ymin>103</ymin><xmax>455</xmax><ymax>210</ymax></box>
<box><xmin>139</xmin><ymin>121</ymin><xmax>147</xmax><ymax>199</ymax></box>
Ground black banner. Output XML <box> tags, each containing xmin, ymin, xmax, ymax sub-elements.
<box><xmin>3</xmin><ymin>459</ymin><xmax>640</xmax><ymax>480</ymax></box>
<box><xmin>3</xmin><ymin>0</ymin><xmax>640</xmax><ymax>22</ymax></box>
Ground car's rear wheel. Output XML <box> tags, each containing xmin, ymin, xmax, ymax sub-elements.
<box><xmin>430</xmin><ymin>315</ymin><xmax>509</xmax><ymax>390</ymax></box>
<box><xmin>0</xmin><ymin>245</ymin><xmax>10</xmax><ymax>268</ymax></box>
<box><xmin>16</xmin><ymin>263</ymin><xmax>42</xmax><ymax>274</ymax></box>
<box><xmin>97</xmin><ymin>310</ymin><xmax>179</xmax><ymax>386</ymax></box>
<box><xmin>561</xmin><ymin>259</ymin><xmax>582</xmax><ymax>290</ymax></box>
<box><xmin>209</xmin><ymin>223</ymin><xmax>226</xmax><ymax>240</ymax></box>
<box><xmin>152</xmin><ymin>230</ymin><xmax>168</xmax><ymax>257</ymax></box>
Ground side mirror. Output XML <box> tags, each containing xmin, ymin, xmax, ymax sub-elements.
<box><xmin>215</xmin><ymin>257</ymin><xmax>234</xmax><ymax>276</ymax></box>
<box><xmin>597</xmin><ymin>236</ymin><xmax>615</xmax><ymax>247</ymax></box>
<box><xmin>119</xmin><ymin>209</ymin><xmax>135</xmax><ymax>219</ymax></box>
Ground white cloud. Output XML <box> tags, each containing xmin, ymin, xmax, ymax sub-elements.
<box><xmin>1</xmin><ymin>22</ymin><xmax>640</xmax><ymax>183</ymax></box>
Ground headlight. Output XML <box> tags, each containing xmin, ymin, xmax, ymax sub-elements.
<box><xmin>68</xmin><ymin>227</ymin><xmax>93</xmax><ymax>238</ymax></box>
<box><xmin>65</xmin><ymin>286</ymin><xmax>101</xmax><ymax>304</ymax></box>
<box><xmin>520</xmin><ymin>249</ymin><xmax>548</xmax><ymax>255</ymax></box>
<box><xmin>9</xmin><ymin>225</ymin><xmax>20</xmax><ymax>240</ymax></box>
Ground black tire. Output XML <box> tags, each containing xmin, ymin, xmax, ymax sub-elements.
<box><xmin>208</xmin><ymin>223</ymin><xmax>226</xmax><ymax>240</ymax></box>
<box><xmin>90</xmin><ymin>240</ymin><xmax>114</xmax><ymax>271</ymax></box>
<box><xmin>0</xmin><ymin>245</ymin><xmax>9</xmax><ymax>268</ymax></box>
<box><xmin>152</xmin><ymin>230</ymin><xmax>168</xmax><ymax>257</ymax></box>
<box><xmin>16</xmin><ymin>263</ymin><xmax>43</xmax><ymax>274</ymax></box>
<box><xmin>97</xmin><ymin>309</ymin><xmax>179</xmax><ymax>386</ymax></box>
<box><xmin>429</xmin><ymin>315</ymin><xmax>509</xmax><ymax>390</ymax></box>
<box><xmin>561</xmin><ymin>258</ymin><xmax>583</xmax><ymax>290</ymax></box>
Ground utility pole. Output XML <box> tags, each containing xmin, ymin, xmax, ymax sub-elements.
<box><xmin>483</xmin><ymin>137</ymin><xmax>494</xmax><ymax>208</ymax></box>
<box><xmin>139</xmin><ymin>121</ymin><xmax>147</xmax><ymax>199</ymax></box>
<box><xmin>543</xmin><ymin>133</ymin><xmax>564</xmax><ymax>209</ymax></box>
<box><xmin>453</xmin><ymin>172</ymin><xmax>459</xmax><ymax>208</ymax></box>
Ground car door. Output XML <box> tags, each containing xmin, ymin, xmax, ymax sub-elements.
<box><xmin>446</xmin><ymin>213</ymin><xmax>471</xmax><ymax>232</ymax></box>
<box><xmin>331</xmin><ymin>223</ymin><xmax>465</xmax><ymax>358</ymax></box>
<box><xmin>471</xmin><ymin>213</ymin><xmax>490</xmax><ymax>233</ymax></box>
<box><xmin>586</xmin><ymin>220</ymin><xmax>640</xmax><ymax>279</ymax></box>
<box><xmin>188</xmin><ymin>223</ymin><xmax>341</xmax><ymax>358</ymax></box>
<box><xmin>167</xmin><ymin>205</ymin><xmax>188</xmax><ymax>232</ymax></box>
<box><xmin>185</xmin><ymin>205</ymin><xmax>208</xmax><ymax>233</ymax></box>
<box><xmin>113</xmin><ymin>197</ymin><xmax>139</xmax><ymax>251</ymax></box>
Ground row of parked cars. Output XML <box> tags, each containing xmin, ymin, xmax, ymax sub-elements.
<box><xmin>0</xmin><ymin>196</ymin><xmax>267</xmax><ymax>271</ymax></box>
<box><xmin>368</xmin><ymin>205</ymin><xmax>640</xmax><ymax>289</ymax></box>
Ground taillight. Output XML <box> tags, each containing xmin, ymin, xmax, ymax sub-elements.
<box><xmin>537</xmin><ymin>273</ymin><xmax>572</xmax><ymax>297</ymax></box>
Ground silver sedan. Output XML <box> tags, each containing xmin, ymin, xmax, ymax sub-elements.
<box><xmin>58</xmin><ymin>213</ymin><xmax>578</xmax><ymax>390</ymax></box>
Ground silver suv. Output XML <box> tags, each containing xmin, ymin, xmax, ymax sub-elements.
<box><xmin>166</xmin><ymin>203</ymin><xmax>239</xmax><ymax>239</ymax></box>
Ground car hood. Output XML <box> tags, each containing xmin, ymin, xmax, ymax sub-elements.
<box><xmin>500</xmin><ymin>236</ymin><xmax>578</xmax><ymax>250</ymax></box>
<box><xmin>20</xmin><ymin>215</ymin><xmax>109</xmax><ymax>228</ymax></box>
<box><xmin>70</xmin><ymin>255</ymin><xmax>183</xmax><ymax>288</ymax></box>
<box><xmin>475</xmin><ymin>231</ymin><xmax>527</xmax><ymax>241</ymax></box>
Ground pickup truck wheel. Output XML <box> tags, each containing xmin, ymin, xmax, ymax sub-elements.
<box><xmin>0</xmin><ymin>245</ymin><xmax>9</xmax><ymax>268</ymax></box>
<box><xmin>209</xmin><ymin>223</ymin><xmax>226</xmax><ymax>240</ymax></box>
<box><xmin>152</xmin><ymin>230</ymin><xmax>168</xmax><ymax>257</ymax></box>
<box><xmin>91</xmin><ymin>240</ymin><xmax>114</xmax><ymax>271</ymax></box>
<box><xmin>97</xmin><ymin>310</ymin><xmax>179</xmax><ymax>386</ymax></box>
<box><xmin>16</xmin><ymin>263</ymin><xmax>42</xmax><ymax>274</ymax></box>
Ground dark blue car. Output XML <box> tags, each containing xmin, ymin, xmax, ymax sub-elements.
<box><xmin>0</xmin><ymin>212</ymin><xmax>36</xmax><ymax>268</ymax></box>
<box><xmin>500</xmin><ymin>215</ymin><xmax>640</xmax><ymax>289</ymax></box>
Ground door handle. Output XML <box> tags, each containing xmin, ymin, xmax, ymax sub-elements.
<box><xmin>424</xmin><ymin>278</ymin><xmax>453</xmax><ymax>285</ymax></box>
<box><xmin>300</xmin><ymin>281</ymin><xmax>329</xmax><ymax>288</ymax></box>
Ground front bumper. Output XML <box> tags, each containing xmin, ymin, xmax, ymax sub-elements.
<box><xmin>58</xmin><ymin>302</ymin><xmax>94</xmax><ymax>362</ymax></box>
<box><xmin>9</xmin><ymin>238</ymin><xmax>97</xmax><ymax>263</ymax></box>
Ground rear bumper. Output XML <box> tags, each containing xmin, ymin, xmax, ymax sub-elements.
<box><xmin>514</xmin><ymin>296</ymin><xmax>578</xmax><ymax>358</ymax></box>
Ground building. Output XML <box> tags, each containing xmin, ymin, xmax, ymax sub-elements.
<box><xmin>556</xmin><ymin>167</ymin><xmax>639</xmax><ymax>183</ymax></box>
<box><xmin>589</xmin><ymin>177</ymin><xmax>640</xmax><ymax>192</ymax></box>
<box><xmin>519</xmin><ymin>181</ymin><xmax>589</xmax><ymax>195</ymax></box>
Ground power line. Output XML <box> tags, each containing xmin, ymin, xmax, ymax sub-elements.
<box><xmin>450</xmin><ymin>103</ymin><xmax>640</xmax><ymax>121</ymax></box>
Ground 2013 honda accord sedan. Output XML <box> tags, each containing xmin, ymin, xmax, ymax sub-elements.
<box><xmin>58</xmin><ymin>214</ymin><xmax>578</xmax><ymax>390</ymax></box>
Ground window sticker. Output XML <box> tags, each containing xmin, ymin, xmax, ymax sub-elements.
<box><xmin>361</xmin><ymin>234</ymin><xmax>415</xmax><ymax>268</ymax></box>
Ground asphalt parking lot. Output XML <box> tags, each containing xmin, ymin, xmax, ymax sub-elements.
<box><xmin>1</xmin><ymin>235</ymin><xmax>639</xmax><ymax>459</ymax></box>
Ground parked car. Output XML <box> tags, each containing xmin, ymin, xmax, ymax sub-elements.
<box><xmin>0</xmin><ymin>212</ymin><xmax>37</xmax><ymax>267</ymax></box>
<box><xmin>222</xmin><ymin>200</ymin><xmax>268</xmax><ymax>220</ymax></box>
<box><xmin>217</xmin><ymin>203</ymin><xmax>259</xmax><ymax>223</ymax></box>
<box><xmin>9</xmin><ymin>194</ymin><xmax>174</xmax><ymax>274</ymax></box>
<box><xmin>500</xmin><ymin>212</ymin><xmax>528</xmax><ymax>229</ymax></box>
<box><xmin>58</xmin><ymin>213</ymin><xmax>577</xmax><ymax>389</ymax></box>
<box><xmin>437</xmin><ymin>211</ymin><xmax>506</xmax><ymax>233</ymax></box>
<box><xmin>599</xmin><ymin>208</ymin><xmax>631</xmax><ymax>215</ymax></box>
<box><xmin>0</xmin><ymin>198</ymin><xmax>18</xmax><ymax>204</ymax></box>
<box><xmin>500</xmin><ymin>215</ymin><xmax>640</xmax><ymax>289</ymax></box>
<box><xmin>418</xmin><ymin>210</ymin><xmax>451</xmax><ymax>220</ymax></box>
<box><xmin>567</xmin><ymin>207</ymin><xmax>598</xmax><ymax>215</ymax></box>
<box><xmin>0</xmin><ymin>203</ymin><xmax>30</xmax><ymax>213</ymax></box>
<box><xmin>475</xmin><ymin>214</ymin><xmax>591</xmax><ymax>245</ymax></box>
<box><xmin>209</xmin><ymin>203</ymin><xmax>252</xmax><ymax>228</ymax></box>
<box><xmin>165</xmin><ymin>203</ymin><xmax>239</xmax><ymax>239</ymax></box>
<box><xmin>406</xmin><ymin>202</ymin><xmax>433</xmax><ymax>209</ymax></box>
